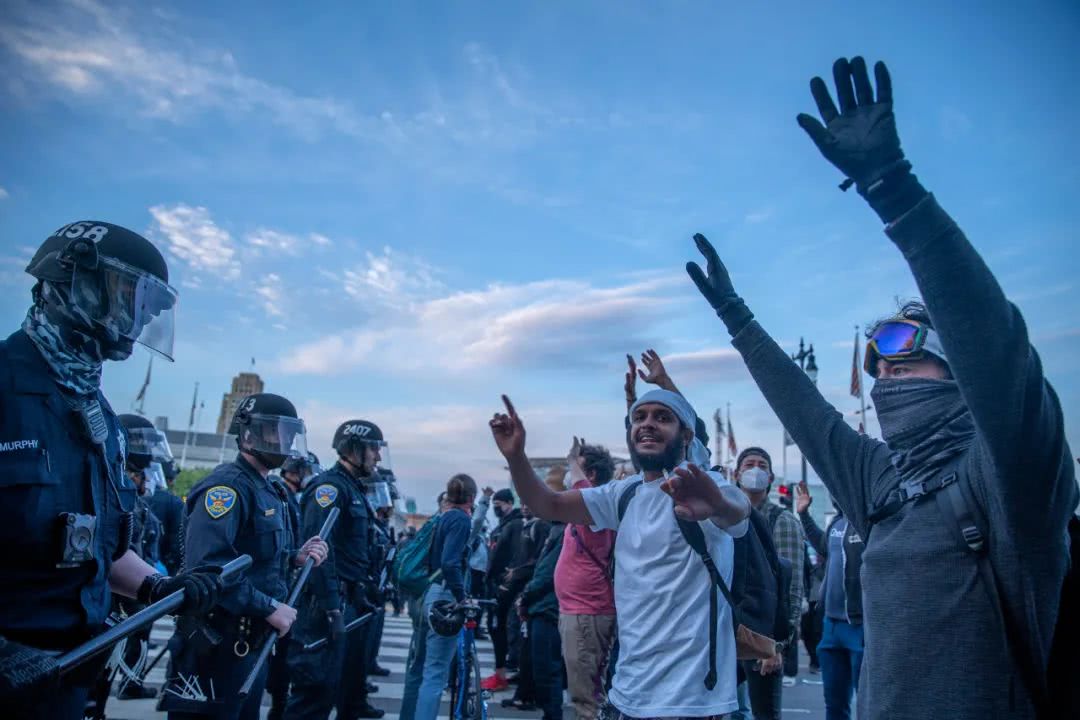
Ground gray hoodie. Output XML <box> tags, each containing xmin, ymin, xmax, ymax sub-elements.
<box><xmin>729</xmin><ymin>195</ymin><xmax>1077</xmax><ymax>719</ymax></box>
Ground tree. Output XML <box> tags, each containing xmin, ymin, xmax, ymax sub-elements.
<box><xmin>172</xmin><ymin>467</ymin><xmax>212</xmax><ymax>499</ymax></box>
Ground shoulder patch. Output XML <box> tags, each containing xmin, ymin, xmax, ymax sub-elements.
<box><xmin>315</xmin><ymin>484</ymin><xmax>338</xmax><ymax>508</ymax></box>
<box><xmin>205</xmin><ymin>486</ymin><xmax>237</xmax><ymax>519</ymax></box>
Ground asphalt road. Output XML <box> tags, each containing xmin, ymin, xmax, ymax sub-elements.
<box><xmin>102</xmin><ymin>613</ymin><xmax>829</xmax><ymax>719</ymax></box>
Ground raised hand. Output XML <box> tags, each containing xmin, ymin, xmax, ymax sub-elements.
<box><xmin>796</xmin><ymin>57</ymin><xmax>925</xmax><ymax>223</ymax></box>
<box><xmin>660</xmin><ymin>463</ymin><xmax>732</xmax><ymax>522</ymax></box>
<box><xmin>795</xmin><ymin>480</ymin><xmax>812</xmax><ymax>514</ymax></box>
<box><xmin>686</xmin><ymin>233</ymin><xmax>737</xmax><ymax>313</ymax></box>
<box><xmin>624</xmin><ymin>354</ymin><xmax>638</xmax><ymax>408</ymax></box>
<box><xmin>638</xmin><ymin>349</ymin><xmax>677</xmax><ymax>392</ymax></box>
<box><xmin>490</xmin><ymin>395</ymin><xmax>527</xmax><ymax>460</ymax></box>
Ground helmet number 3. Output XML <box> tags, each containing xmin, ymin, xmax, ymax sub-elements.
<box><xmin>55</xmin><ymin>222</ymin><xmax>109</xmax><ymax>243</ymax></box>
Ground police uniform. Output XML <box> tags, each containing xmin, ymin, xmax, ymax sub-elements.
<box><xmin>284</xmin><ymin>462</ymin><xmax>377</xmax><ymax>720</ymax></box>
<box><xmin>149</xmin><ymin>488</ymin><xmax>186</xmax><ymax>575</ymax></box>
<box><xmin>364</xmin><ymin>513</ymin><xmax>392</xmax><ymax>675</ymax></box>
<box><xmin>266</xmin><ymin>477</ymin><xmax>302</xmax><ymax>720</ymax></box>
<box><xmin>161</xmin><ymin>454</ymin><xmax>297</xmax><ymax>720</ymax></box>
<box><xmin>0</xmin><ymin>329</ymin><xmax>135</xmax><ymax>718</ymax></box>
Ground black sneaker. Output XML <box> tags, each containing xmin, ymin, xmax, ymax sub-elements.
<box><xmin>370</xmin><ymin>665</ymin><xmax>391</xmax><ymax>677</ymax></box>
<box><xmin>351</xmin><ymin>701</ymin><xmax>386</xmax><ymax>719</ymax></box>
<box><xmin>366</xmin><ymin>682</ymin><xmax>379</xmax><ymax>694</ymax></box>
<box><xmin>117</xmin><ymin>682</ymin><xmax>157</xmax><ymax>700</ymax></box>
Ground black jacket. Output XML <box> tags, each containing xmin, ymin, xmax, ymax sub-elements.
<box><xmin>487</xmin><ymin>507</ymin><xmax>523</xmax><ymax>581</ymax></box>
<box><xmin>800</xmin><ymin>510</ymin><xmax>864</xmax><ymax>624</ymax></box>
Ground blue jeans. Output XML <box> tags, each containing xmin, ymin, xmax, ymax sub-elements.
<box><xmin>817</xmin><ymin>617</ymin><xmax>864</xmax><ymax>720</ymax></box>
<box><xmin>414</xmin><ymin>584</ymin><xmax>459</xmax><ymax>720</ymax></box>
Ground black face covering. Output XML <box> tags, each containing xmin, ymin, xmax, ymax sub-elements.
<box><xmin>493</xmin><ymin>506</ymin><xmax>506</xmax><ymax>519</ymax></box>
<box><xmin>252</xmin><ymin>450</ymin><xmax>289</xmax><ymax>471</ymax></box>
<box><xmin>870</xmin><ymin>377</ymin><xmax>975</xmax><ymax>484</ymax></box>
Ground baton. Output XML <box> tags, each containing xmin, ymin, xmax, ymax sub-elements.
<box><xmin>238</xmin><ymin>506</ymin><xmax>340</xmax><ymax>697</ymax></box>
<box><xmin>140</xmin><ymin>642</ymin><xmax>170</xmax><ymax>680</ymax></box>
<box><xmin>302</xmin><ymin>611</ymin><xmax>374</xmax><ymax>652</ymax></box>
<box><xmin>57</xmin><ymin>554</ymin><xmax>253</xmax><ymax>676</ymax></box>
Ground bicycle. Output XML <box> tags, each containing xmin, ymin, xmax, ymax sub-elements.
<box><xmin>448</xmin><ymin>598</ymin><xmax>496</xmax><ymax>720</ymax></box>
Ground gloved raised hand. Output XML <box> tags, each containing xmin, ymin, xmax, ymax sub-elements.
<box><xmin>686</xmin><ymin>233</ymin><xmax>754</xmax><ymax>337</ymax></box>
<box><xmin>137</xmin><ymin>565</ymin><xmax>224</xmax><ymax>615</ymax></box>
<box><xmin>0</xmin><ymin>636</ymin><xmax>59</xmax><ymax>701</ymax></box>
<box><xmin>796</xmin><ymin>57</ymin><xmax>927</xmax><ymax>224</ymax></box>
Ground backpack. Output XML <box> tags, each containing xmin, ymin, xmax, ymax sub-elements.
<box><xmin>870</xmin><ymin>470</ymin><xmax>1080</xmax><ymax>718</ymax></box>
<box><xmin>616</xmin><ymin>480</ymin><xmax>789</xmax><ymax>690</ymax></box>
<box><xmin>392</xmin><ymin>515</ymin><xmax>440</xmax><ymax>598</ymax></box>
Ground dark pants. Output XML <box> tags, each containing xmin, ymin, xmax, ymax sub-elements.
<box><xmin>801</xmin><ymin>602</ymin><xmax>823</xmax><ymax>668</ymax></box>
<box><xmin>365</xmin><ymin>609</ymin><xmax>386</xmax><ymax>672</ymax></box>
<box><xmin>489</xmin><ymin>592</ymin><xmax>513</xmax><ymax>669</ymax></box>
<box><xmin>818</xmin><ymin>617</ymin><xmax>864</xmax><ymax>720</ymax></box>
<box><xmin>742</xmin><ymin>661</ymin><xmax>782</xmax><ymax>720</ymax></box>
<box><xmin>512</xmin><ymin>623</ymin><xmax>535</xmax><ymax>703</ymax></box>
<box><xmin>163</xmin><ymin>624</ymin><xmax>270</xmax><ymax>720</ymax></box>
<box><xmin>529</xmin><ymin>616</ymin><xmax>563</xmax><ymax>720</ymax></box>
<box><xmin>10</xmin><ymin>685</ymin><xmax>89</xmax><ymax>720</ymax></box>
<box><xmin>783</xmin><ymin>626</ymin><xmax>799</xmax><ymax>678</ymax></box>
<box><xmin>339</xmin><ymin>603</ymin><xmax>373</xmax><ymax>717</ymax></box>
<box><xmin>266</xmin><ymin>638</ymin><xmax>291</xmax><ymax>720</ymax></box>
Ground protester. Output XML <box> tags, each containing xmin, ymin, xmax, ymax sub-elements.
<box><xmin>490</xmin><ymin>391</ymin><xmax>751</xmax><ymax>718</ymax></box>
<box><xmin>797</xmin><ymin>481</ymin><xmax>864</xmax><ymax>720</ymax></box>
<box><xmin>400</xmin><ymin>473</ymin><xmax>478</xmax><ymax>720</ymax></box>
<box><xmin>732</xmin><ymin>447</ymin><xmax>805</xmax><ymax>716</ymax></box>
<box><xmin>501</xmin><ymin>503</ymin><xmax>551</xmax><ymax>710</ymax></box>
<box><xmin>801</xmin><ymin>543</ymin><xmax>825</xmax><ymax>675</ymax></box>
<box><xmin>468</xmin><ymin>487</ymin><xmax>494</xmax><ymax>638</ymax></box>
<box><xmin>555</xmin><ymin>437</ymin><xmax>617</xmax><ymax>720</ymax></box>
<box><xmin>483</xmin><ymin>488</ymin><xmax>524</xmax><ymax>692</ymax></box>
<box><xmin>520</xmin><ymin>516</ymin><xmax>568</xmax><ymax>720</ymax></box>
<box><xmin>686</xmin><ymin>56</ymin><xmax>1078</xmax><ymax>719</ymax></box>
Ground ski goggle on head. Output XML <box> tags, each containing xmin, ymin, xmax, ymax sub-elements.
<box><xmin>864</xmin><ymin>319</ymin><xmax>948</xmax><ymax>378</ymax></box>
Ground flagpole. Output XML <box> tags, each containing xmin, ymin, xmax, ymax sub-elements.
<box><xmin>179</xmin><ymin>382</ymin><xmax>198</xmax><ymax>468</ymax></box>
<box><xmin>783</xmin><ymin>429</ymin><xmax>788</xmax><ymax>482</ymax></box>
<box><xmin>713</xmin><ymin>408</ymin><xmax>723</xmax><ymax>468</ymax></box>
<box><xmin>133</xmin><ymin>356</ymin><xmax>152</xmax><ymax>415</ymax></box>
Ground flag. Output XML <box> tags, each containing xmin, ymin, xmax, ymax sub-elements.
<box><xmin>726</xmin><ymin>406</ymin><xmax>737</xmax><ymax>456</ymax></box>
<box><xmin>133</xmin><ymin>357</ymin><xmax>152</xmax><ymax>407</ymax></box>
<box><xmin>850</xmin><ymin>328</ymin><xmax>863</xmax><ymax>398</ymax></box>
<box><xmin>187</xmin><ymin>383</ymin><xmax>199</xmax><ymax>428</ymax></box>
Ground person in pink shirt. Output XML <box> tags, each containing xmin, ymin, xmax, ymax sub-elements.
<box><xmin>555</xmin><ymin>437</ymin><xmax>618</xmax><ymax>720</ymax></box>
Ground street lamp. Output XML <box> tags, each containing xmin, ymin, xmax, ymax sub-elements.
<box><xmin>791</xmin><ymin>339</ymin><xmax>818</xmax><ymax>485</ymax></box>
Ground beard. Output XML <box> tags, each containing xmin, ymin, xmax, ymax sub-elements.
<box><xmin>628</xmin><ymin>433</ymin><xmax>685</xmax><ymax>473</ymax></box>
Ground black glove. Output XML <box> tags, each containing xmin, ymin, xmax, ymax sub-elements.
<box><xmin>686</xmin><ymin>233</ymin><xmax>754</xmax><ymax>337</ymax></box>
<box><xmin>351</xmin><ymin>584</ymin><xmax>376</xmax><ymax>614</ymax></box>
<box><xmin>0</xmin><ymin>636</ymin><xmax>59</xmax><ymax>701</ymax></box>
<box><xmin>326</xmin><ymin>609</ymin><xmax>345</xmax><ymax>640</ymax></box>
<box><xmin>138</xmin><ymin>566</ymin><xmax>224</xmax><ymax>615</ymax></box>
<box><xmin>796</xmin><ymin>57</ymin><xmax>927</xmax><ymax>224</ymax></box>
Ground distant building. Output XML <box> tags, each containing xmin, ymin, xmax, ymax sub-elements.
<box><xmin>216</xmin><ymin>372</ymin><xmax>264</xmax><ymax>434</ymax></box>
<box><xmin>167</xmin><ymin>429</ymin><xmax>236</xmax><ymax>470</ymax></box>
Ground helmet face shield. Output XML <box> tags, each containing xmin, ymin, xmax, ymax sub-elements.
<box><xmin>241</xmin><ymin>414</ymin><xmax>308</xmax><ymax>458</ymax></box>
<box><xmin>367</xmin><ymin>481</ymin><xmax>393</xmax><ymax>510</ymax></box>
<box><xmin>125</xmin><ymin>426</ymin><xmax>174</xmax><ymax>463</ymax></box>
<box><xmin>72</xmin><ymin>256</ymin><xmax>178</xmax><ymax>360</ymax></box>
<box><xmin>143</xmin><ymin>461</ymin><xmax>166</xmax><ymax>494</ymax></box>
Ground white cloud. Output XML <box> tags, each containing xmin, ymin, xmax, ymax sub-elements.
<box><xmin>149</xmin><ymin>203</ymin><xmax>239</xmax><ymax>279</ymax></box>
<box><xmin>0</xmin><ymin>187</ymin><xmax>9</xmax><ymax>199</ymax></box>
<box><xmin>310</xmin><ymin>233</ymin><xmax>332</xmax><ymax>247</ymax></box>
<box><xmin>662</xmin><ymin>348</ymin><xmax>749</xmax><ymax>382</ymax></box>
<box><xmin>276</xmin><ymin>273</ymin><xmax>684</xmax><ymax>376</ymax></box>
<box><xmin>246</xmin><ymin>229</ymin><xmax>333</xmax><ymax>256</ymax></box>
<box><xmin>255</xmin><ymin>272</ymin><xmax>284</xmax><ymax>317</ymax></box>
<box><xmin>339</xmin><ymin>246</ymin><xmax>443</xmax><ymax>308</ymax></box>
<box><xmin>744</xmin><ymin>208</ymin><xmax>773</xmax><ymax>224</ymax></box>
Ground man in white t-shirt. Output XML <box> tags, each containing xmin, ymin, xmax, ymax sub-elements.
<box><xmin>489</xmin><ymin>389</ymin><xmax>751</xmax><ymax>719</ymax></box>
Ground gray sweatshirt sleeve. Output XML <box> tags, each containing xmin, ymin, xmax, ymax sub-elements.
<box><xmin>885</xmin><ymin>195</ymin><xmax>1079</xmax><ymax>532</ymax></box>
<box><xmin>731</xmin><ymin>322</ymin><xmax>895</xmax><ymax>537</ymax></box>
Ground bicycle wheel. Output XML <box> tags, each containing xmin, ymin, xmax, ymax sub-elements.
<box><xmin>469</xmin><ymin>642</ymin><xmax>486</xmax><ymax>720</ymax></box>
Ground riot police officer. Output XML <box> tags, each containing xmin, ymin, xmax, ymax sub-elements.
<box><xmin>364</xmin><ymin>469</ymin><xmax>397</xmax><ymax>680</ymax></box>
<box><xmin>284</xmin><ymin>420</ymin><xmax>386</xmax><ymax>720</ymax></box>
<box><xmin>0</xmin><ymin>221</ymin><xmax>223</xmax><ymax>719</ymax></box>
<box><xmin>161</xmin><ymin>393</ymin><xmax>328</xmax><ymax>720</ymax></box>
<box><xmin>266</xmin><ymin>452</ymin><xmax>320</xmax><ymax>720</ymax></box>
<box><xmin>148</xmin><ymin>427</ymin><xmax>185</xmax><ymax>576</ymax></box>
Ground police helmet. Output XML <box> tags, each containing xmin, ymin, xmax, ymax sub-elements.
<box><xmin>428</xmin><ymin>599</ymin><xmax>466</xmax><ymax>637</ymax></box>
<box><xmin>118</xmin><ymin>413</ymin><xmax>172</xmax><ymax>490</ymax></box>
<box><xmin>229</xmin><ymin>393</ymin><xmax>308</xmax><ymax>467</ymax></box>
<box><xmin>26</xmin><ymin>221</ymin><xmax>178</xmax><ymax>361</ymax></box>
<box><xmin>332</xmin><ymin>419</ymin><xmax>389</xmax><ymax>465</ymax></box>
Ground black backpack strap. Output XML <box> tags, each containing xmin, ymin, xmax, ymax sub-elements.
<box><xmin>674</xmin><ymin>516</ymin><xmax>735</xmax><ymax>691</ymax></box>
<box><xmin>616</xmin><ymin>479</ymin><xmax>644</xmax><ymax>524</ymax></box>
<box><xmin>935</xmin><ymin>475</ymin><xmax>1050</xmax><ymax>717</ymax></box>
<box><xmin>868</xmin><ymin>470</ymin><xmax>960</xmax><ymax>525</ymax></box>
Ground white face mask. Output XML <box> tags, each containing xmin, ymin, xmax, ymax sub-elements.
<box><xmin>739</xmin><ymin>466</ymin><xmax>771</xmax><ymax>491</ymax></box>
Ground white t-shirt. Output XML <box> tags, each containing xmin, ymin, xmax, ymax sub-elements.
<box><xmin>581</xmin><ymin>465</ymin><xmax>740</xmax><ymax>718</ymax></box>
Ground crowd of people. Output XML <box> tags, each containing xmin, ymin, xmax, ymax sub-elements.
<box><xmin>1</xmin><ymin>52</ymin><xmax>1077</xmax><ymax>720</ymax></box>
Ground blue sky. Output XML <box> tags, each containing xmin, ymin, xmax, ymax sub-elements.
<box><xmin>1</xmin><ymin>0</ymin><xmax>1078</xmax><ymax>510</ymax></box>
